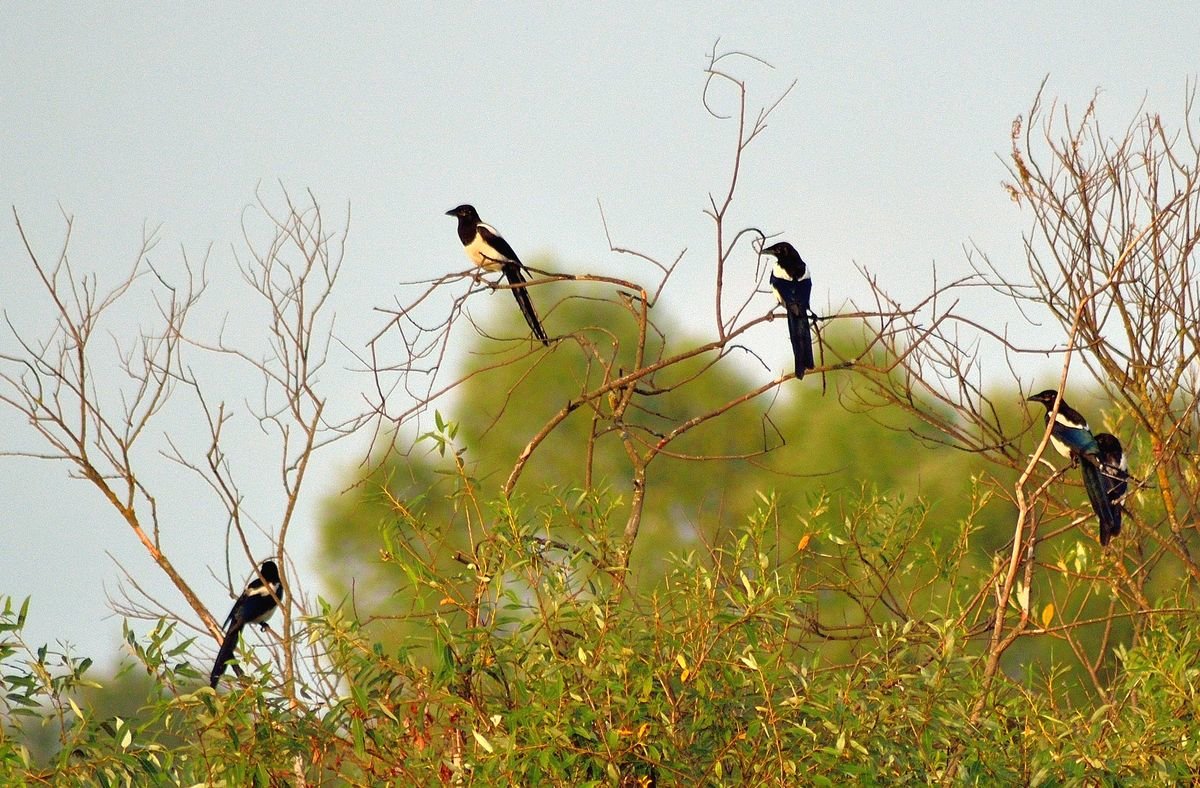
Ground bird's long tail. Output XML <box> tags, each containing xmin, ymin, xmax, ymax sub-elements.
<box><xmin>210</xmin><ymin>624</ymin><xmax>244</xmax><ymax>688</ymax></box>
<box><xmin>786</xmin><ymin>303</ymin><xmax>815</xmax><ymax>379</ymax></box>
<box><xmin>502</xmin><ymin>264</ymin><xmax>549</xmax><ymax>345</ymax></box>
<box><xmin>1081</xmin><ymin>458</ymin><xmax>1122</xmax><ymax>546</ymax></box>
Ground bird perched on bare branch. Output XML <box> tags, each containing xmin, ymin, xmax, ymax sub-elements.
<box><xmin>446</xmin><ymin>204</ymin><xmax>549</xmax><ymax>345</ymax></box>
<box><xmin>210</xmin><ymin>559</ymin><xmax>284</xmax><ymax>688</ymax></box>
<box><xmin>762</xmin><ymin>241</ymin><xmax>815</xmax><ymax>380</ymax></box>
<box><xmin>1027</xmin><ymin>390</ymin><xmax>1122</xmax><ymax>545</ymax></box>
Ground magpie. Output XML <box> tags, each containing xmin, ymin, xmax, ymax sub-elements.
<box><xmin>1093</xmin><ymin>432</ymin><xmax>1128</xmax><ymax>546</ymax></box>
<box><xmin>1026</xmin><ymin>390</ymin><xmax>1121</xmax><ymax>545</ymax></box>
<box><xmin>446</xmin><ymin>204</ymin><xmax>549</xmax><ymax>345</ymax></box>
<box><xmin>762</xmin><ymin>241</ymin><xmax>815</xmax><ymax>380</ymax></box>
<box><xmin>209</xmin><ymin>559</ymin><xmax>284</xmax><ymax>688</ymax></box>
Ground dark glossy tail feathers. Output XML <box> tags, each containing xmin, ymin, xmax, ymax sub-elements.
<box><xmin>1081</xmin><ymin>458</ymin><xmax>1122</xmax><ymax>546</ymax></box>
<box><xmin>502</xmin><ymin>263</ymin><xmax>549</xmax><ymax>345</ymax></box>
<box><xmin>786</xmin><ymin>303</ymin><xmax>815</xmax><ymax>379</ymax></box>
<box><xmin>209</xmin><ymin>623</ymin><xmax>243</xmax><ymax>688</ymax></box>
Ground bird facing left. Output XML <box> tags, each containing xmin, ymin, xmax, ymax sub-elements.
<box><xmin>446</xmin><ymin>204</ymin><xmax>550</xmax><ymax>345</ymax></box>
<box><xmin>761</xmin><ymin>241</ymin><xmax>815</xmax><ymax>380</ymax></box>
<box><xmin>1026</xmin><ymin>390</ymin><xmax>1123</xmax><ymax>546</ymax></box>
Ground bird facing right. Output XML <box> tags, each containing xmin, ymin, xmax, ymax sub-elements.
<box><xmin>210</xmin><ymin>559</ymin><xmax>285</xmax><ymax>688</ymax></box>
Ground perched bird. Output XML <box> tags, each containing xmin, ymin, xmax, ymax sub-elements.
<box><xmin>1026</xmin><ymin>390</ymin><xmax>1121</xmax><ymax>545</ymax></box>
<box><xmin>761</xmin><ymin>241</ymin><xmax>815</xmax><ymax>380</ymax></box>
<box><xmin>1093</xmin><ymin>432</ymin><xmax>1129</xmax><ymax>546</ymax></box>
<box><xmin>210</xmin><ymin>559</ymin><xmax>285</xmax><ymax>688</ymax></box>
<box><xmin>446</xmin><ymin>204</ymin><xmax>549</xmax><ymax>345</ymax></box>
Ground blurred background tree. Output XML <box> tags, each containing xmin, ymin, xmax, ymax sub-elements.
<box><xmin>318</xmin><ymin>287</ymin><xmax>1020</xmax><ymax>658</ymax></box>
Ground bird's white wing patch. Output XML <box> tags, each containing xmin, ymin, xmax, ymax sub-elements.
<box><xmin>1052</xmin><ymin>411</ymin><xmax>1088</xmax><ymax>430</ymax></box>
<box><xmin>773</xmin><ymin>262</ymin><xmax>811</xmax><ymax>283</ymax></box>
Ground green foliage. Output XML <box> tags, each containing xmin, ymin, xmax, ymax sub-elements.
<box><xmin>6</xmin><ymin>286</ymin><xmax>1194</xmax><ymax>783</ymax></box>
<box><xmin>6</xmin><ymin>482</ymin><xmax>1199</xmax><ymax>783</ymax></box>
<box><xmin>318</xmin><ymin>296</ymin><xmax>1015</xmax><ymax>656</ymax></box>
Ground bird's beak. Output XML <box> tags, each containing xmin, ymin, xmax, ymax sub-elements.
<box><xmin>1025</xmin><ymin>394</ymin><xmax>1038</xmax><ymax>402</ymax></box>
<box><xmin>445</xmin><ymin>208</ymin><xmax>456</xmax><ymax>216</ymax></box>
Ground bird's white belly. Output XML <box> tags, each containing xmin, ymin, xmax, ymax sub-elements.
<box><xmin>1048</xmin><ymin>434</ymin><xmax>1072</xmax><ymax>458</ymax></box>
<box><xmin>465</xmin><ymin>235</ymin><xmax>505</xmax><ymax>271</ymax></box>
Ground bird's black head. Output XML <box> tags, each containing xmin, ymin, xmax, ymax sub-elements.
<box><xmin>1026</xmin><ymin>389</ymin><xmax>1061</xmax><ymax>408</ymax></box>
<box><xmin>258</xmin><ymin>560</ymin><xmax>281</xmax><ymax>582</ymax></box>
<box><xmin>1094</xmin><ymin>433</ymin><xmax>1123</xmax><ymax>455</ymax></box>
<box><xmin>761</xmin><ymin>241</ymin><xmax>799</xmax><ymax>260</ymax></box>
<box><xmin>445</xmin><ymin>204</ymin><xmax>480</xmax><ymax>221</ymax></box>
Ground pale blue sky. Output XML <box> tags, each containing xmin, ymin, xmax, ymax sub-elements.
<box><xmin>2</xmin><ymin>4</ymin><xmax>1197</xmax><ymax>664</ymax></box>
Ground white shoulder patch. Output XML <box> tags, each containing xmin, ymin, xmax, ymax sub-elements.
<box><xmin>1052</xmin><ymin>412</ymin><xmax>1088</xmax><ymax>430</ymax></box>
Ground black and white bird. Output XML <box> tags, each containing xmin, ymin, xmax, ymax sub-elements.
<box><xmin>1093</xmin><ymin>432</ymin><xmax>1129</xmax><ymax>546</ymax></box>
<box><xmin>446</xmin><ymin>204</ymin><xmax>549</xmax><ymax>345</ymax></box>
<box><xmin>761</xmin><ymin>241</ymin><xmax>815</xmax><ymax>380</ymax></box>
<box><xmin>1026</xmin><ymin>390</ymin><xmax>1122</xmax><ymax>545</ymax></box>
<box><xmin>209</xmin><ymin>559</ymin><xmax>284</xmax><ymax>688</ymax></box>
